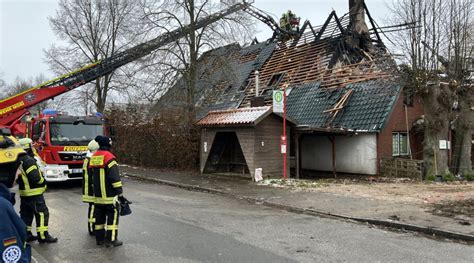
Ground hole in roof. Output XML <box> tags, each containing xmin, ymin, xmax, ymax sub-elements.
<box><xmin>267</xmin><ymin>73</ymin><xmax>285</xmax><ymax>87</ymax></box>
<box><xmin>224</xmin><ymin>85</ymin><xmax>233</xmax><ymax>93</ymax></box>
<box><xmin>239</xmin><ymin>80</ymin><xmax>250</xmax><ymax>91</ymax></box>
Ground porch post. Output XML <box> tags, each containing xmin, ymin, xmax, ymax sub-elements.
<box><xmin>295</xmin><ymin>132</ymin><xmax>300</xmax><ymax>179</ymax></box>
<box><xmin>330</xmin><ymin>136</ymin><xmax>337</xmax><ymax>178</ymax></box>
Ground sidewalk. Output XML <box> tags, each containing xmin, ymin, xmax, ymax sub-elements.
<box><xmin>120</xmin><ymin>165</ymin><xmax>474</xmax><ymax>243</ymax></box>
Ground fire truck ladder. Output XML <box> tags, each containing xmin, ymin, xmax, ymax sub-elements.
<box><xmin>0</xmin><ymin>1</ymin><xmax>251</xmax><ymax>130</ymax></box>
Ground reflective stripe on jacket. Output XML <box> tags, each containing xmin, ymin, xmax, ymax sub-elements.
<box><xmin>17</xmin><ymin>155</ymin><xmax>46</xmax><ymax>197</ymax></box>
<box><xmin>82</xmin><ymin>157</ymin><xmax>95</xmax><ymax>203</ymax></box>
<box><xmin>89</xmin><ymin>150</ymin><xmax>122</xmax><ymax>205</ymax></box>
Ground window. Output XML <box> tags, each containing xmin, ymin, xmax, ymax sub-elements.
<box><xmin>267</xmin><ymin>73</ymin><xmax>284</xmax><ymax>87</ymax></box>
<box><xmin>392</xmin><ymin>132</ymin><xmax>409</xmax><ymax>156</ymax></box>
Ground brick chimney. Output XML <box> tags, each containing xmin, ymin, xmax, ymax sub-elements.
<box><xmin>347</xmin><ymin>0</ymin><xmax>372</xmax><ymax>51</ymax></box>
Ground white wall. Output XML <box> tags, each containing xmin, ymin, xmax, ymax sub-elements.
<box><xmin>301</xmin><ymin>134</ymin><xmax>378</xmax><ymax>175</ymax></box>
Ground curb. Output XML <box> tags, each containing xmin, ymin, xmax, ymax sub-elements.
<box><xmin>123</xmin><ymin>172</ymin><xmax>474</xmax><ymax>243</ymax></box>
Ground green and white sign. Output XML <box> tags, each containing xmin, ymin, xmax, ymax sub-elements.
<box><xmin>273</xmin><ymin>90</ymin><xmax>284</xmax><ymax>113</ymax></box>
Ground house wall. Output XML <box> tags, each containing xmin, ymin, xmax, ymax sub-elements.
<box><xmin>378</xmin><ymin>93</ymin><xmax>424</xmax><ymax>164</ymax></box>
<box><xmin>301</xmin><ymin>134</ymin><xmax>378</xmax><ymax>175</ymax></box>
<box><xmin>254</xmin><ymin>115</ymin><xmax>291</xmax><ymax>178</ymax></box>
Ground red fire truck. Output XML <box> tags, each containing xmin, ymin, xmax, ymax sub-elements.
<box><xmin>0</xmin><ymin>1</ymin><xmax>251</xmax><ymax>182</ymax></box>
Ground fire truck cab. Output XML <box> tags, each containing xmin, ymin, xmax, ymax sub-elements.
<box><xmin>27</xmin><ymin>109</ymin><xmax>104</xmax><ymax>182</ymax></box>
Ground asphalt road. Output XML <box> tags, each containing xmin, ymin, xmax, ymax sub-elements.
<box><xmin>17</xmin><ymin>177</ymin><xmax>473</xmax><ymax>263</ymax></box>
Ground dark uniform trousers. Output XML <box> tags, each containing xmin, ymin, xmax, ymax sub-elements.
<box><xmin>19</xmin><ymin>195</ymin><xmax>50</xmax><ymax>240</ymax></box>
<box><xmin>94</xmin><ymin>204</ymin><xmax>119</xmax><ymax>242</ymax></box>
<box><xmin>87</xmin><ymin>203</ymin><xmax>96</xmax><ymax>234</ymax></box>
<box><xmin>90</xmin><ymin>149</ymin><xmax>123</xmax><ymax>243</ymax></box>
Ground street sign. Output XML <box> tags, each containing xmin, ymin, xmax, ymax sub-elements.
<box><xmin>273</xmin><ymin>90</ymin><xmax>284</xmax><ymax>113</ymax></box>
<box><xmin>280</xmin><ymin>135</ymin><xmax>287</xmax><ymax>154</ymax></box>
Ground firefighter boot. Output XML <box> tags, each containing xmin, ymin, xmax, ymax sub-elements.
<box><xmin>38</xmin><ymin>233</ymin><xmax>58</xmax><ymax>243</ymax></box>
<box><xmin>26</xmin><ymin>232</ymin><xmax>37</xmax><ymax>242</ymax></box>
<box><xmin>105</xmin><ymin>240</ymin><xmax>123</xmax><ymax>248</ymax></box>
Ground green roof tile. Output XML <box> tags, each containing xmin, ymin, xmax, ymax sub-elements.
<box><xmin>286</xmin><ymin>80</ymin><xmax>401</xmax><ymax>132</ymax></box>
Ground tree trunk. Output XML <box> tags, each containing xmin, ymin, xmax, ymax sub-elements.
<box><xmin>452</xmin><ymin>87</ymin><xmax>473</xmax><ymax>174</ymax></box>
<box><xmin>186</xmin><ymin>0</ymin><xmax>198</xmax><ymax>126</ymax></box>
<box><xmin>421</xmin><ymin>82</ymin><xmax>452</xmax><ymax>176</ymax></box>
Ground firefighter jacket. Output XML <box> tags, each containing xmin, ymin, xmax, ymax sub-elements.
<box><xmin>89</xmin><ymin>150</ymin><xmax>123</xmax><ymax>205</ymax></box>
<box><xmin>0</xmin><ymin>184</ymin><xmax>31</xmax><ymax>262</ymax></box>
<box><xmin>16</xmin><ymin>154</ymin><xmax>46</xmax><ymax>197</ymax></box>
<box><xmin>82</xmin><ymin>157</ymin><xmax>94</xmax><ymax>203</ymax></box>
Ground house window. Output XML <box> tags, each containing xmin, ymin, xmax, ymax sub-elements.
<box><xmin>392</xmin><ymin>132</ymin><xmax>409</xmax><ymax>156</ymax></box>
<box><xmin>267</xmin><ymin>73</ymin><xmax>284</xmax><ymax>87</ymax></box>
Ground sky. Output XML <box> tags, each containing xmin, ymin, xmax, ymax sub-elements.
<box><xmin>0</xmin><ymin>0</ymin><xmax>391</xmax><ymax>84</ymax></box>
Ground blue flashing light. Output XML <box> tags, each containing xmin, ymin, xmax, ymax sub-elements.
<box><xmin>95</xmin><ymin>112</ymin><xmax>104</xmax><ymax>118</ymax></box>
<box><xmin>43</xmin><ymin>109</ymin><xmax>58</xmax><ymax>116</ymax></box>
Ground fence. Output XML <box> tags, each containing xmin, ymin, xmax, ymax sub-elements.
<box><xmin>380</xmin><ymin>158</ymin><xmax>423</xmax><ymax>180</ymax></box>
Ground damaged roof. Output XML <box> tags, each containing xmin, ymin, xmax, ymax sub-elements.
<box><xmin>196</xmin><ymin>106</ymin><xmax>272</xmax><ymax>126</ymax></box>
<box><xmin>159</xmin><ymin>4</ymin><xmax>401</xmax><ymax>133</ymax></box>
<box><xmin>286</xmin><ymin>79</ymin><xmax>401</xmax><ymax>132</ymax></box>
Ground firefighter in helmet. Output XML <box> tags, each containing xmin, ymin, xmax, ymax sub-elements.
<box><xmin>90</xmin><ymin>135</ymin><xmax>124</xmax><ymax>247</ymax></box>
<box><xmin>0</xmin><ymin>128</ymin><xmax>31</xmax><ymax>262</ymax></box>
<box><xmin>83</xmin><ymin>139</ymin><xmax>99</xmax><ymax>235</ymax></box>
<box><xmin>17</xmin><ymin>138</ymin><xmax>58</xmax><ymax>243</ymax></box>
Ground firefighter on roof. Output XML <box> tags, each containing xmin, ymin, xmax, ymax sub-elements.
<box><xmin>90</xmin><ymin>135</ymin><xmax>124</xmax><ymax>247</ymax></box>
<box><xmin>17</xmin><ymin>138</ymin><xmax>58</xmax><ymax>243</ymax></box>
<box><xmin>0</xmin><ymin>129</ymin><xmax>31</xmax><ymax>262</ymax></box>
<box><xmin>83</xmin><ymin>139</ymin><xmax>99</xmax><ymax>235</ymax></box>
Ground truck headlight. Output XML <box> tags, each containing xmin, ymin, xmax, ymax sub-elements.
<box><xmin>46</xmin><ymin>170</ymin><xmax>61</xmax><ymax>176</ymax></box>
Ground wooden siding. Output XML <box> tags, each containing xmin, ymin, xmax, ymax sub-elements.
<box><xmin>254</xmin><ymin>115</ymin><xmax>291</xmax><ymax>178</ymax></box>
<box><xmin>200</xmin><ymin>128</ymin><xmax>217</xmax><ymax>173</ymax></box>
<box><xmin>199</xmin><ymin>114</ymin><xmax>291</xmax><ymax>179</ymax></box>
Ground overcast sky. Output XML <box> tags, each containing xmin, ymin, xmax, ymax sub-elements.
<box><xmin>0</xmin><ymin>0</ymin><xmax>391</xmax><ymax>84</ymax></box>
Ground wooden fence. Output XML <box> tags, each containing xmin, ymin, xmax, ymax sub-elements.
<box><xmin>380</xmin><ymin>158</ymin><xmax>423</xmax><ymax>180</ymax></box>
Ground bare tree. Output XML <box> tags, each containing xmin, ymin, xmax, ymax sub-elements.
<box><xmin>140</xmin><ymin>0</ymin><xmax>256</xmax><ymax>123</ymax></box>
<box><xmin>445</xmin><ymin>0</ymin><xmax>473</xmax><ymax>174</ymax></box>
<box><xmin>45</xmin><ymin>0</ymin><xmax>145</xmax><ymax>113</ymax></box>
<box><xmin>1</xmin><ymin>75</ymin><xmax>51</xmax><ymax>114</ymax></box>
<box><xmin>0</xmin><ymin>72</ymin><xmax>5</xmax><ymax>95</ymax></box>
<box><xmin>389</xmin><ymin>0</ymin><xmax>473</xmax><ymax>176</ymax></box>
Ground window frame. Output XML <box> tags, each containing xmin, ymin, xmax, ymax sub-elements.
<box><xmin>392</xmin><ymin>132</ymin><xmax>409</xmax><ymax>157</ymax></box>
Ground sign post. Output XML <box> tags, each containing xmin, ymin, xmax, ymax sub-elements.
<box><xmin>283</xmin><ymin>88</ymin><xmax>287</xmax><ymax>179</ymax></box>
<box><xmin>273</xmin><ymin>89</ymin><xmax>287</xmax><ymax>179</ymax></box>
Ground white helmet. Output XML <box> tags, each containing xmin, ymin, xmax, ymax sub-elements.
<box><xmin>87</xmin><ymin>140</ymin><xmax>99</xmax><ymax>152</ymax></box>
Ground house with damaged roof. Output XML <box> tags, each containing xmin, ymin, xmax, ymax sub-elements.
<box><xmin>156</xmin><ymin>0</ymin><xmax>425</xmax><ymax>178</ymax></box>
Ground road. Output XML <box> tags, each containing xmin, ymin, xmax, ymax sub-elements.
<box><xmin>18</xmin><ymin>177</ymin><xmax>472</xmax><ymax>262</ymax></box>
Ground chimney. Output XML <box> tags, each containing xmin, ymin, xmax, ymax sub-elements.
<box><xmin>349</xmin><ymin>0</ymin><xmax>369</xmax><ymax>36</ymax></box>
<box><xmin>347</xmin><ymin>0</ymin><xmax>373</xmax><ymax>52</ymax></box>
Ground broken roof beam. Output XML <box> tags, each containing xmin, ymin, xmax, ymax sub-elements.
<box><xmin>363</xmin><ymin>2</ymin><xmax>383</xmax><ymax>46</ymax></box>
<box><xmin>291</xmin><ymin>20</ymin><xmax>318</xmax><ymax>47</ymax></box>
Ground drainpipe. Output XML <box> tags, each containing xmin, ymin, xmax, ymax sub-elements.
<box><xmin>255</xmin><ymin>70</ymin><xmax>260</xmax><ymax>96</ymax></box>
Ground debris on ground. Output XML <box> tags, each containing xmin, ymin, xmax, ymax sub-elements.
<box><xmin>428</xmin><ymin>199</ymin><xmax>474</xmax><ymax>222</ymax></box>
<box><xmin>258</xmin><ymin>178</ymin><xmax>474</xmax><ymax>206</ymax></box>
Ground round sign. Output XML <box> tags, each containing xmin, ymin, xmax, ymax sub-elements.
<box><xmin>274</xmin><ymin>91</ymin><xmax>283</xmax><ymax>102</ymax></box>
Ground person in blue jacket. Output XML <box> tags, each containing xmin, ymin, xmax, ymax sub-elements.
<box><xmin>0</xmin><ymin>130</ymin><xmax>31</xmax><ymax>263</ymax></box>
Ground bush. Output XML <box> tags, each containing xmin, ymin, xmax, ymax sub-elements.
<box><xmin>425</xmin><ymin>174</ymin><xmax>436</xmax><ymax>181</ymax></box>
<box><xmin>105</xmin><ymin>105</ymin><xmax>199</xmax><ymax>170</ymax></box>
<box><xmin>443</xmin><ymin>172</ymin><xmax>455</xmax><ymax>182</ymax></box>
<box><xmin>464</xmin><ymin>172</ymin><xmax>474</xmax><ymax>182</ymax></box>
